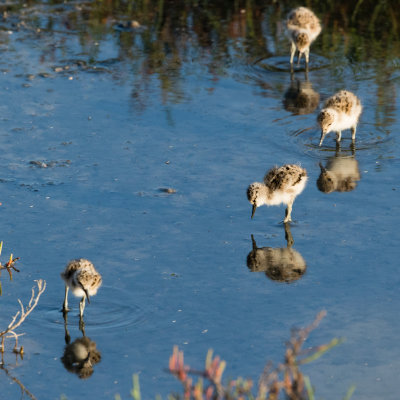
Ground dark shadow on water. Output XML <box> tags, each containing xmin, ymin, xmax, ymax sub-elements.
<box><xmin>246</xmin><ymin>224</ymin><xmax>306</xmax><ymax>283</ymax></box>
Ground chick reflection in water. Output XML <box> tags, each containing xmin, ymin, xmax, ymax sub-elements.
<box><xmin>247</xmin><ymin>224</ymin><xmax>306</xmax><ymax>283</ymax></box>
<box><xmin>61</xmin><ymin>313</ymin><xmax>101</xmax><ymax>379</ymax></box>
<box><xmin>317</xmin><ymin>149</ymin><xmax>360</xmax><ymax>193</ymax></box>
<box><xmin>283</xmin><ymin>70</ymin><xmax>319</xmax><ymax>115</ymax></box>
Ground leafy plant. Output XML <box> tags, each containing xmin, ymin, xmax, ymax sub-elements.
<box><xmin>116</xmin><ymin>311</ymin><xmax>355</xmax><ymax>400</ymax></box>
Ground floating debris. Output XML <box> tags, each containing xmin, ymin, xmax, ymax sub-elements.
<box><xmin>30</xmin><ymin>161</ymin><xmax>48</xmax><ymax>168</ymax></box>
<box><xmin>159</xmin><ymin>188</ymin><xmax>177</xmax><ymax>194</ymax></box>
<box><xmin>29</xmin><ymin>160</ymin><xmax>71</xmax><ymax>168</ymax></box>
<box><xmin>114</xmin><ymin>20</ymin><xmax>146</xmax><ymax>32</ymax></box>
<box><xmin>53</xmin><ymin>66</ymin><xmax>65</xmax><ymax>73</ymax></box>
<box><xmin>38</xmin><ymin>72</ymin><xmax>52</xmax><ymax>78</ymax></box>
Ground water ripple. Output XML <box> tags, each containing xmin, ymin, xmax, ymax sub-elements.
<box><xmin>31</xmin><ymin>286</ymin><xmax>146</xmax><ymax>332</ymax></box>
<box><xmin>253</xmin><ymin>55</ymin><xmax>330</xmax><ymax>72</ymax></box>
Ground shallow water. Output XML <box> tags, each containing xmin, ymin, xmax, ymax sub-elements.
<box><xmin>0</xmin><ymin>1</ymin><xmax>399</xmax><ymax>399</ymax></box>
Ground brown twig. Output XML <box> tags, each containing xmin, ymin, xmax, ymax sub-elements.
<box><xmin>0</xmin><ymin>362</ymin><xmax>37</xmax><ymax>400</ymax></box>
<box><xmin>0</xmin><ymin>280</ymin><xmax>46</xmax><ymax>353</ymax></box>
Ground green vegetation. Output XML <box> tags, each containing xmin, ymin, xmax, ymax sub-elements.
<box><xmin>115</xmin><ymin>311</ymin><xmax>355</xmax><ymax>400</ymax></box>
<box><xmin>0</xmin><ymin>241</ymin><xmax>20</xmax><ymax>296</ymax></box>
<box><xmin>1</xmin><ymin>0</ymin><xmax>398</xmax><ymax>115</ymax></box>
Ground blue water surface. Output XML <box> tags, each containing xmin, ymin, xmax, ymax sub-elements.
<box><xmin>0</xmin><ymin>2</ymin><xmax>399</xmax><ymax>400</ymax></box>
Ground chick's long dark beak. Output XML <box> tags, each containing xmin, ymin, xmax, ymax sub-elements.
<box><xmin>319</xmin><ymin>131</ymin><xmax>327</xmax><ymax>147</ymax></box>
<box><xmin>251</xmin><ymin>203</ymin><xmax>257</xmax><ymax>219</ymax></box>
<box><xmin>79</xmin><ymin>282</ymin><xmax>91</xmax><ymax>304</ymax></box>
<box><xmin>84</xmin><ymin>288</ymin><xmax>91</xmax><ymax>304</ymax></box>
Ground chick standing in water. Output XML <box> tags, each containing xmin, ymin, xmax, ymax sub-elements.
<box><xmin>247</xmin><ymin>164</ymin><xmax>308</xmax><ymax>223</ymax></box>
<box><xmin>317</xmin><ymin>90</ymin><xmax>362</xmax><ymax>146</ymax></box>
<box><xmin>286</xmin><ymin>7</ymin><xmax>321</xmax><ymax>66</ymax></box>
<box><xmin>61</xmin><ymin>259</ymin><xmax>102</xmax><ymax>318</ymax></box>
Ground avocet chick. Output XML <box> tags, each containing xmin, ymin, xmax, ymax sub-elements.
<box><xmin>286</xmin><ymin>7</ymin><xmax>321</xmax><ymax>65</ymax></box>
<box><xmin>247</xmin><ymin>164</ymin><xmax>308</xmax><ymax>223</ymax></box>
<box><xmin>318</xmin><ymin>90</ymin><xmax>362</xmax><ymax>146</ymax></box>
<box><xmin>61</xmin><ymin>259</ymin><xmax>102</xmax><ymax>318</ymax></box>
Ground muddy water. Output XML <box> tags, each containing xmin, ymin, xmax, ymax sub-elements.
<box><xmin>0</xmin><ymin>1</ymin><xmax>399</xmax><ymax>399</ymax></box>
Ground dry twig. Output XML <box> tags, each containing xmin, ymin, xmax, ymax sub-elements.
<box><xmin>0</xmin><ymin>279</ymin><xmax>46</xmax><ymax>354</ymax></box>
<box><xmin>0</xmin><ymin>362</ymin><xmax>37</xmax><ymax>400</ymax></box>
